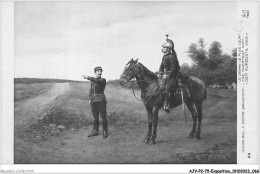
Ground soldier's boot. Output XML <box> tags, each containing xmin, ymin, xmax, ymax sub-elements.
<box><xmin>102</xmin><ymin>118</ymin><xmax>108</xmax><ymax>139</ymax></box>
<box><xmin>88</xmin><ymin>120</ymin><xmax>99</xmax><ymax>137</ymax></box>
<box><xmin>163</xmin><ymin>93</ymin><xmax>171</xmax><ymax>113</ymax></box>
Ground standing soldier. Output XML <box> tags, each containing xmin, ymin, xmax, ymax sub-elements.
<box><xmin>159</xmin><ymin>35</ymin><xmax>180</xmax><ymax>113</ymax></box>
<box><xmin>82</xmin><ymin>66</ymin><xmax>108</xmax><ymax>139</ymax></box>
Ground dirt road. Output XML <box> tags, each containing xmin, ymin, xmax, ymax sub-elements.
<box><xmin>14</xmin><ymin>83</ymin><xmax>237</xmax><ymax>164</ymax></box>
<box><xmin>14</xmin><ymin>83</ymin><xmax>70</xmax><ymax>127</ymax></box>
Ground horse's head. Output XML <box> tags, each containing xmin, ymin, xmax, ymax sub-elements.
<box><xmin>119</xmin><ymin>58</ymin><xmax>139</xmax><ymax>86</ymax></box>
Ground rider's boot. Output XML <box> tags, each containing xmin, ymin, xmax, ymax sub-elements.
<box><xmin>163</xmin><ymin>93</ymin><xmax>171</xmax><ymax>113</ymax></box>
<box><xmin>88</xmin><ymin>120</ymin><xmax>99</xmax><ymax>137</ymax></box>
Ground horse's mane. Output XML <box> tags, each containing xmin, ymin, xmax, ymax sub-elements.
<box><xmin>136</xmin><ymin>62</ymin><xmax>157</xmax><ymax>80</ymax></box>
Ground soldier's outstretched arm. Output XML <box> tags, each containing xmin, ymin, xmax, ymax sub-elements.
<box><xmin>82</xmin><ymin>75</ymin><xmax>88</xmax><ymax>79</ymax></box>
<box><xmin>87</xmin><ymin>77</ymin><xmax>106</xmax><ymax>85</ymax></box>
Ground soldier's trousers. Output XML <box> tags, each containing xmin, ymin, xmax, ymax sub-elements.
<box><xmin>165</xmin><ymin>77</ymin><xmax>178</xmax><ymax>94</ymax></box>
<box><xmin>90</xmin><ymin>101</ymin><xmax>108</xmax><ymax>132</ymax></box>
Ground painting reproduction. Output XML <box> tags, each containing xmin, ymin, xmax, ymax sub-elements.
<box><xmin>13</xmin><ymin>1</ymin><xmax>249</xmax><ymax>165</ymax></box>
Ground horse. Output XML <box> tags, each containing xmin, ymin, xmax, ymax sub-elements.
<box><xmin>119</xmin><ymin>58</ymin><xmax>207</xmax><ymax>145</ymax></box>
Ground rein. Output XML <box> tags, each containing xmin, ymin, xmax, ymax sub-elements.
<box><xmin>132</xmin><ymin>86</ymin><xmax>142</xmax><ymax>102</ymax></box>
<box><xmin>126</xmin><ymin>80</ymin><xmax>158</xmax><ymax>103</ymax></box>
<box><xmin>123</xmin><ymin>80</ymin><xmax>144</xmax><ymax>101</ymax></box>
<box><xmin>122</xmin><ymin>62</ymin><xmax>158</xmax><ymax>103</ymax></box>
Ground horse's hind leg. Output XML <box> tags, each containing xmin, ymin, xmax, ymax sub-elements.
<box><xmin>186</xmin><ymin>101</ymin><xmax>198</xmax><ymax>138</ymax></box>
<box><xmin>195</xmin><ymin>102</ymin><xmax>203</xmax><ymax>139</ymax></box>
<box><xmin>144</xmin><ymin>105</ymin><xmax>152</xmax><ymax>143</ymax></box>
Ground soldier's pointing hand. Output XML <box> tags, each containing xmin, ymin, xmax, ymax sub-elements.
<box><xmin>82</xmin><ymin>75</ymin><xmax>91</xmax><ymax>80</ymax></box>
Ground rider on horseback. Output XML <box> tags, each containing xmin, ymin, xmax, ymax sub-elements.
<box><xmin>159</xmin><ymin>34</ymin><xmax>180</xmax><ymax>113</ymax></box>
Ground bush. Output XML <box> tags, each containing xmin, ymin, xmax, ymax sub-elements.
<box><xmin>34</xmin><ymin>108</ymin><xmax>89</xmax><ymax>130</ymax></box>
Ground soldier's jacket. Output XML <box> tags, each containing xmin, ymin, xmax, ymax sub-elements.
<box><xmin>87</xmin><ymin>77</ymin><xmax>106</xmax><ymax>103</ymax></box>
<box><xmin>159</xmin><ymin>52</ymin><xmax>180</xmax><ymax>78</ymax></box>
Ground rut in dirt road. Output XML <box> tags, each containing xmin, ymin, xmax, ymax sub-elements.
<box><xmin>14</xmin><ymin>83</ymin><xmax>70</xmax><ymax>127</ymax></box>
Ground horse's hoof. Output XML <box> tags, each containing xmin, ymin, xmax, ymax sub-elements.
<box><xmin>144</xmin><ymin>138</ymin><xmax>150</xmax><ymax>144</ymax></box>
<box><xmin>164</xmin><ymin>108</ymin><xmax>170</xmax><ymax>113</ymax></box>
<box><xmin>149</xmin><ymin>140</ymin><xmax>155</xmax><ymax>145</ymax></box>
<box><xmin>188</xmin><ymin>134</ymin><xmax>194</xmax><ymax>138</ymax></box>
<box><xmin>195</xmin><ymin>134</ymin><xmax>201</xmax><ymax>139</ymax></box>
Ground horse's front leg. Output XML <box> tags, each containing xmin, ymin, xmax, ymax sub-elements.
<box><xmin>144</xmin><ymin>105</ymin><xmax>152</xmax><ymax>143</ymax></box>
<box><xmin>149</xmin><ymin>107</ymin><xmax>159</xmax><ymax>145</ymax></box>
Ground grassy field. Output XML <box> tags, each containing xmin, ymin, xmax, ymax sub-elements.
<box><xmin>15</xmin><ymin>83</ymin><xmax>54</xmax><ymax>103</ymax></box>
<box><xmin>14</xmin><ymin>81</ymin><xmax>237</xmax><ymax>129</ymax></box>
<box><xmin>14</xmin><ymin>81</ymin><xmax>237</xmax><ymax>164</ymax></box>
<box><xmin>14</xmin><ymin>78</ymin><xmax>79</xmax><ymax>84</ymax></box>
<box><xmin>27</xmin><ymin>82</ymin><xmax>148</xmax><ymax>129</ymax></box>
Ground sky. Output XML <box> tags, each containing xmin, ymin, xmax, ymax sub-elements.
<box><xmin>14</xmin><ymin>1</ymin><xmax>237</xmax><ymax>81</ymax></box>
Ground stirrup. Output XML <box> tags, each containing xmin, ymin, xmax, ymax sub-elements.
<box><xmin>163</xmin><ymin>106</ymin><xmax>170</xmax><ymax>113</ymax></box>
<box><xmin>164</xmin><ymin>109</ymin><xmax>170</xmax><ymax>113</ymax></box>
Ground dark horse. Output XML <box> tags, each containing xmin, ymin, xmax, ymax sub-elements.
<box><xmin>119</xmin><ymin>58</ymin><xmax>207</xmax><ymax>144</ymax></box>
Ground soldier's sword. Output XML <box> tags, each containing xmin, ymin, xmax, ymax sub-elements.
<box><xmin>180</xmin><ymin>86</ymin><xmax>187</xmax><ymax>125</ymax></box>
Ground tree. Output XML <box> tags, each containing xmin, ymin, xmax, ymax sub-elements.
<box><xmin>205</xmin><ymin>41</ymin><xmax>223</xmax><ymax>70</ymax></box>
<box><xmin>187</xmin><ymin>43</ymin><xmax>199</xmax><ymax>64</ymax></box>
<box><xmin>203</xmin><ymin>57</ymin><xmax>222</xmax><ymax>70</ymax></box>
<box><xmin>220</xmin><ymin>54</ymin><xmax>237</xmax><ymax>84</ymax></box>
<box><xmin>186</xmin><ymin>38</ymin><xmax>207</xmax><ymax>67</ymax></box>
<box><xmin>232</xmin><ymin>48</ymin><xmax>237</xmax><ymax>58</ymax></box>
<box><xmin>198</xmin><ymin>38</ymin><xmax>206</xmax><ymax>50</ymax></box>
<box><xmin>186</xmin><ymin>39</ymin><xmax>237</xmax><ymax>86</ymax></box>
<box><xmin>208</xmin><ymin>41</ymin><xmax>222</xmax><ymax>59</ymax></box>
<box><xmin>180</xmin><ymin>63</ymin><xmax>191</xmax><ymax>75</ymax></box>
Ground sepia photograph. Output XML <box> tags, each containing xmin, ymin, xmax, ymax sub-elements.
<box><xmin>1</xmin><ymin>0</ymin><xmax>259</xmax><ymax>172</ymax></box>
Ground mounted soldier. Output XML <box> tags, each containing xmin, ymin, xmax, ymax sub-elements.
<box><xmin>159</xmin><ymin>34</ymin><xmax>180</xmax><ymax>113</ymax></box>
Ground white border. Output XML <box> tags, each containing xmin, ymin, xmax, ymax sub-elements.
<box><xmin>1</xmin><ymin>0</ymin><xmax>14</xmax><ymax>164</ymax></box>
<box><xmin>1</xmin><ymin>0</ymin><xmax>259</xmax><ymax>173</ymax></box>
<box><xmin>0</xmin><ymin>164</ymin><xmax>259</xmax><ymax>173</ymax></box>
<box><xmin>237</xmin><ymin>2</ymin><xmax>259</xmax><ymax>164</ymax></box>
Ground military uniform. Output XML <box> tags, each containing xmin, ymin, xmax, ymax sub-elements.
<box><xmin>87</xmin><ymin>74</ymin><xmax>108</xmax><ymax>138</ymax></box>
<box><xmin>159</xmin><ymin>52</ymin><xmax>180</xmax><ymax>94</ymax></box>
<box><xmin>159</xmin><ymin>35</ymin><xmax>181</xmax><ymax>112</ymax></box>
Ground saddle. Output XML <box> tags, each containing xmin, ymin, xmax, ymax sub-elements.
<box><xmin>157</xmin><ymin>72</ymin><xmax>190</xmax><ymax>97</ymax></box>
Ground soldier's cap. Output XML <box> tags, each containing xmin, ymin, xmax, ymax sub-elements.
<box><xmin>94</xmin><ymin>66</ymin><xmax>103</xmax><ymax>72</ymax></box>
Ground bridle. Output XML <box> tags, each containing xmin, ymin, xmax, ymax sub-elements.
<box><xmin>120</xmin><ymin>62</ymin><xmax>158</xmax><ymax>103</ymax></box>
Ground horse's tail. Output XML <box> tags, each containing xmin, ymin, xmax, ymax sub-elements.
<box><xmin>204</xmin><ymin>86</ymin><xmax>207</xmax><ymax>100</ymax></box>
